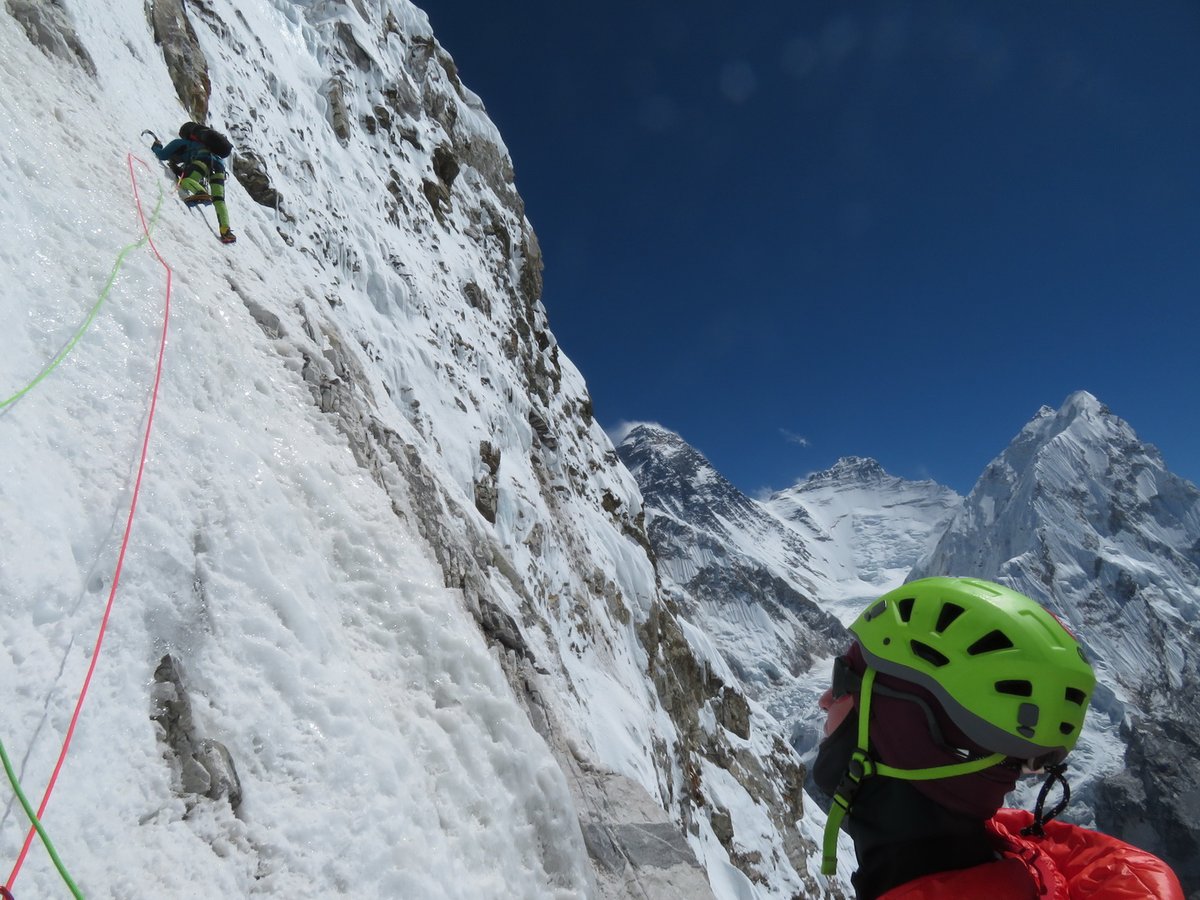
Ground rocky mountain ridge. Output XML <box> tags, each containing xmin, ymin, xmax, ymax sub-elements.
<box><xmin>616</xmin><ymin>424</ymin><xmax>962</xmax><ymax>763</ymax></box>
<box><xmin>617</xmin><ymin>424</ymin><xmax>848</xmax><ymax>698</ymax></box>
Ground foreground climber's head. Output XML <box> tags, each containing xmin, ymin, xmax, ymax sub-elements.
<box><xmin>815</xmin><ymin>577</ymin><xmax>1097</xmax><ymax>894</ymax></box>
<box><xmin>849</xmin><ymin>576</ymin><xmax>1095</xmax><ymax>768</ymax></box>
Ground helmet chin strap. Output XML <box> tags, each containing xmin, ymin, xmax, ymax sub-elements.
<box><xmin>820</xmin><ymin>667</ymin><xmax>1006</xmax><ymax>876</ymax></box>
<box><xmin>1020</xmin><ymin>764</ymin><xmax>1071</xmax><ymax>837</ymax></box>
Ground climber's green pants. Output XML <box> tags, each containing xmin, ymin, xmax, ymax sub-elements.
<box><xmin>181</xmin><ymin>158</ymin><xmax>231</xmax><ymax>230</ymax></box>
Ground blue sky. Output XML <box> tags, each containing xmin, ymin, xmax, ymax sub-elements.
<box><xmin>419</xmin><ymin>1</ymin><xmax>1200</xmax><ymax>495</ymax></box>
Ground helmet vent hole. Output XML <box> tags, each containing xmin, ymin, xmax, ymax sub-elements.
<box><xmin>935</xmin><ymin>603</ymin><xmax>965</xmax><ymax>633</ymax></box>
<box><xmin>995</xmin><ymin>679</ymin><xmax>1033</xmax><ymax>697</ymax></box>
<box><xmin>1060</xmin><ymin>723</ymin><xmax>1076</xmax><ymax>736</ymax></box>
<box><xmin>910</xmin><ymin>640</ymin><xmax>949</xmax><ymax>667</ymax></box>
<box><xmin>1064</xmin><ymin>687</ymin><xmax>1087</xmax><ymax>706</ymax></box>
<box><xmin>896</xmin><ymin>597</ymin><xmax>915</xmax><ymax>622</ymax></box>
<box><xmin>864</xmin><ymin>600</ymin><xmax>887</xmax><ymax>622</ymax></box>
<box><xmin>967</xmin><ymin>630</ymin><xmax>1014</xmax><ymax>655</ymax></box>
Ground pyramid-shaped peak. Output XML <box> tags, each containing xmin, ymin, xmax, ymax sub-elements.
<box><xmin>613</xmin><ymin>421</ymin><xmax>689</xmax><ymax>457</ymax></box>
<box><xmin>1043</xmin><ymin>392</ymin><xmax>1139</xmax><ymax>450</ymax></box>
<box><xmin>616</xmin><ymin>421</ymin><xmax>681</xmax><ymax>446</ymax></box>
<box><xmin>1058</xmin><ymin>390</ymin><xmax>1107</xmax><ymax>420</ymax></box>
<box><xmin>1007</xmin><ymin>392</ymin><xmax>1128</xmax><ymax>461</ymax></box>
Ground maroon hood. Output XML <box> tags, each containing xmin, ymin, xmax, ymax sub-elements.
<box><xmin>845</xmin><ymin>642</ymin><xmax>1019</xmax><ymax>819</ymax></box>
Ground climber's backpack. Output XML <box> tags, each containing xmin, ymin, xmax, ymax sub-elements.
<box><xmin>180</xmin><ymin>121</ymin><xmax>233</xmax><ymax>158</ymax></box>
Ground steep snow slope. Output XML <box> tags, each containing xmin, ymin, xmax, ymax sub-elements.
<box><xmin>0</xmin><ymin>2</ymin><xmax>846</xmax><ymax>898</ymax></box>
<box><xmin>0</xmin><ymin>4</ymin><xmax>592</xmax><ymax>896</ymax></box>
<box><xmin>912</xmin><ymin>391</ymin><xmax>1200</xmax><ymax>893</ymax></box>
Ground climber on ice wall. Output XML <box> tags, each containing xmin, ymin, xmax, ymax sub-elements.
<box><xmin>814</xmin><ymin>576</ymin><xmax>1182</xmax><ymax>899</ymax></box>
<box><xmin>150</xmin><ymin>121</ymin><xmax>237</xmax><ymax>244</ymax></box>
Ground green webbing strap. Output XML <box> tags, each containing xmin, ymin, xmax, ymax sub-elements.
<box><xmin>820</xmin><ymin>667</ymin><xmax>1006</xmax><ymax>875</ymax></box>
<box><xmin>0</xmin><ymin>736</ymin><xmax>84</xmax><ymax>898</ymax></box>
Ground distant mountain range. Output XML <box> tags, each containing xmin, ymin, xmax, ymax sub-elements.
<box><xmin>619</xmin><ymin>391</ymin><xmax>1200</xmax><ymax>894</ymax></box>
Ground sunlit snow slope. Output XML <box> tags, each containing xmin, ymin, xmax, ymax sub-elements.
<box><xmin>0</xmin><ymin>4</ymin><xmax>597</xmax><ymax>896</ymax></box>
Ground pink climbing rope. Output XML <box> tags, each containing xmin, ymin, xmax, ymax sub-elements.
<box><xmin>5</xmin><ymin>154</ymin><xmax>173</xmax><ymax>891</ymax></box>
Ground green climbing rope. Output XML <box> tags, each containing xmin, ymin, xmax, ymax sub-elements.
<box><xmin>0</xmin><ymin>181</ymin><xmax>164</xmax><ymax>410</ymax></box>
<box><xmin>0</xmin><ymin>735</ymin><xmax>83</xmax><ymax>898</ymax></box>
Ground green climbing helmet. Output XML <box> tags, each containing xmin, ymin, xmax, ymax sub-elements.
<box><xmin>850</xmin><ymin>576</ymin><xmax>1095</xmax><ymax>764</ymax></box>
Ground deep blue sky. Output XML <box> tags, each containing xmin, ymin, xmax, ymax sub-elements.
<box><xmin>419</xmin><ymin>1</ymin><xmax>1200</xmax><ymax>496</ymax></box>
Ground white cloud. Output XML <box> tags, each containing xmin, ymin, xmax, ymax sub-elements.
<box><xmin>779</xmin><ymin>428</ymin><xmax>810</xmax><ymax>448</ymax></box>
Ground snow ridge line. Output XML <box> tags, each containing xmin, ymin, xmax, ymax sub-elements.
<box><xmin>5</xmin><ymin>155</ymin><xmax>173</xmax><ymax>895</ymax></box>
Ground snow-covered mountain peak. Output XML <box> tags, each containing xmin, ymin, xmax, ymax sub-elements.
<box><xmin>913</xmin><ymin>393</ymin><xmax>1200</xmax><ymax>888</ymax></box>
<box><xmin>983</xmin><ymin>391</ymin><xmax>1154</xmax><ymax>493</ymax></box>
<box><xmin>617</xmin><ymin>424</ymin><xmax>743</xmax><ymax>515</ymax></box>
<box><xmin>619</xmin><ymin>421</ymin><xmax>679</xmax><ymax>442</ymax></box>
<box><xmin>1029</xmin><ymin>391</ymin><xmax>1145</xmax><ymax>457</ymax></box>
<box><xmin>800</xmin><ymin>455</ymin><xmax>888</xmax><ymax>486</ymax></box>
<box><xmin>921</xmin><ymin>392</ymin><xmax>1195</xmax><ymax>623</ymax></box>
<box><xmin>763</xmin><ymin>458</ymin><xmax>961</xmax><ymax>619</ymax></box>
<box><xmin>1059</xmin><ymin>388</ymin><xmax>1106</xmax><ymax>418</ymax></box>
<box><xmin>618</xmin><ymin>422</ymin><xmax>692</xmax><ymax>467</ymax></box>
<box><xmin>1042</xmin><ymin>390</ymin><xmax>1125</xmax><ymax>441</ymax></box>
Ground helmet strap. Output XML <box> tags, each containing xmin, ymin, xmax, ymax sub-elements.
<box><xmin>820</xmin><ymin>666</ymin><xmax>1006</xmax><ymax>875</ymax></box>
<box><xmin>1020</xmin><ymin>763</ymin><xmax>1070</xmax><ymax>837</ymax></box>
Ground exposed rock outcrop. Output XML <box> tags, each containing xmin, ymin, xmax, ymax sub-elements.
<box><xmin>150</xmin><ymin>654</ymin><xmax>242</xmax><ymax>811</ymax></box>
<box><xmin>230</xmin><ymin>148</ymin><xmax>282</xmax><ymax>210</ymax></box>
<box><xmin>474</xmin><ymin>440</ymin><xmax>501</xmax><ymax>524</ymax></box>
<box><xmin>1096</xmin><ymin>714</ymin><xmax>1200</xmax><ymax>892</ymax></box>
<box><xmin>147</xmin><ymin>0</ymin><xmax>210</xmax><ymax>120</ymax></box>
<box><xmin>7</xmin><ymin>0</ymin><xmax>96</xmax><ymax>75</ymax></box>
